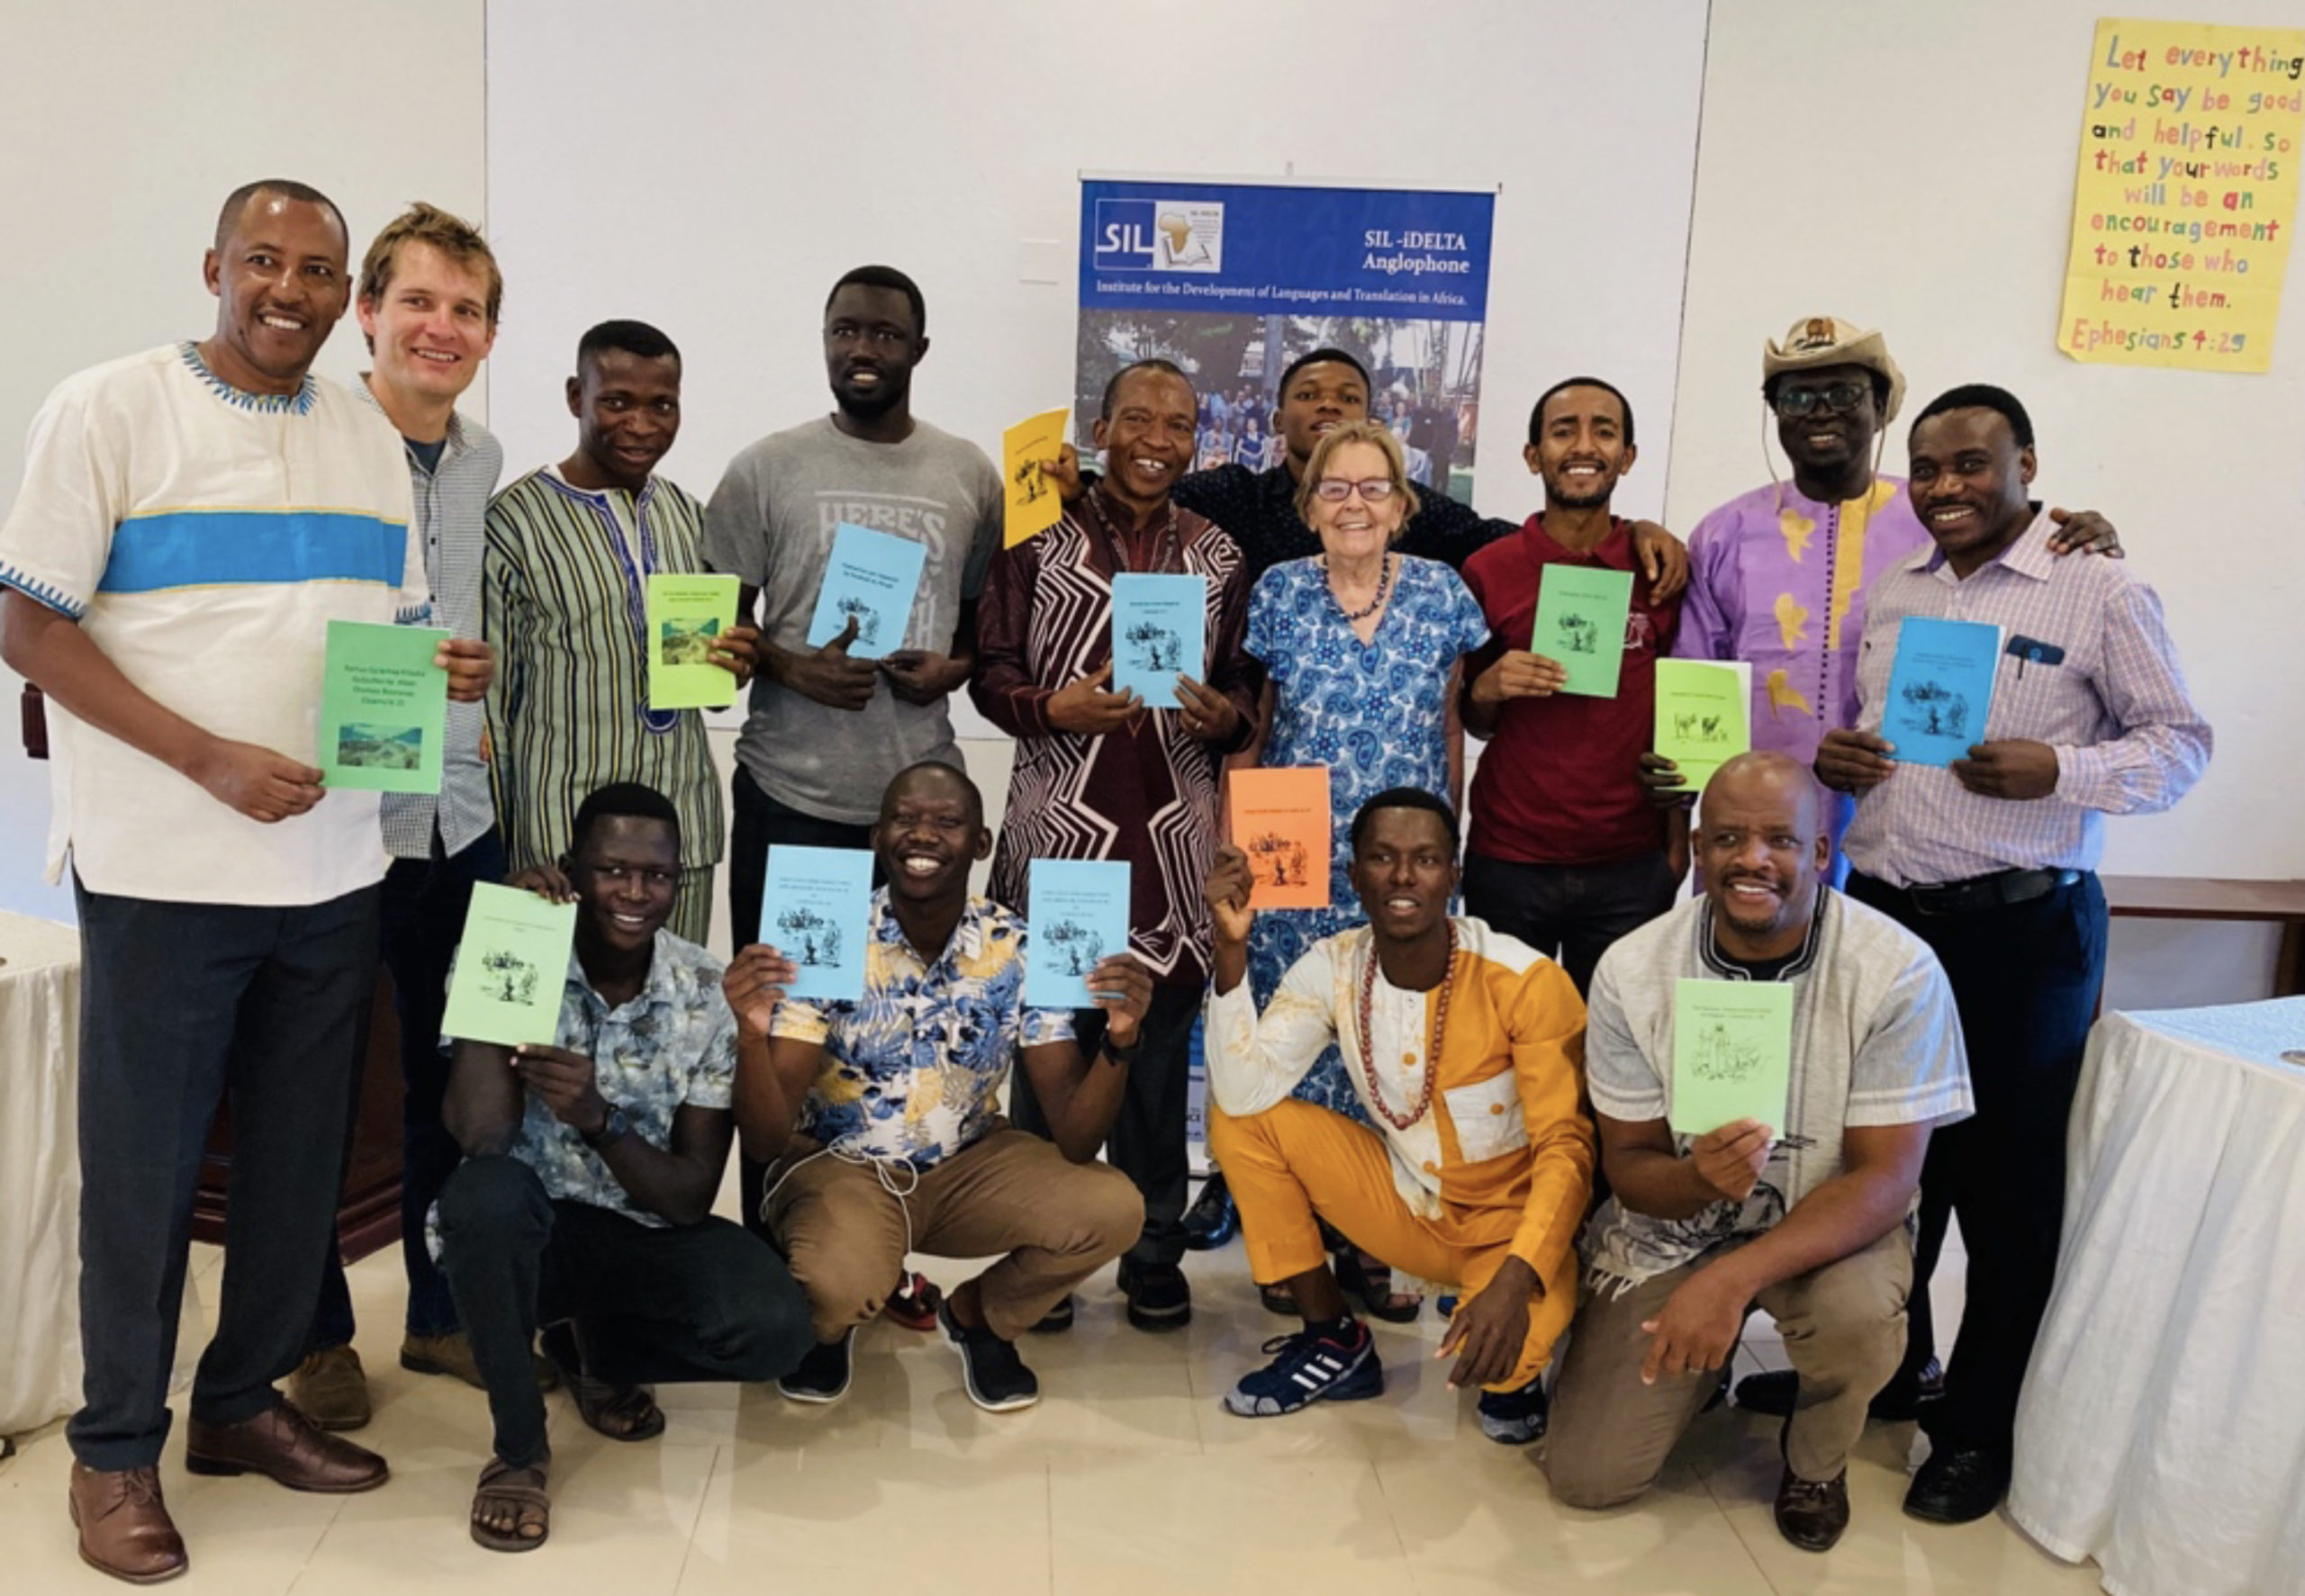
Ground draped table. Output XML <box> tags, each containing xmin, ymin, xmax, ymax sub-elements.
<box><xmin>0</xmin><ymin>910</ymin><xmax>84</xmax><ymax>1440</ymax></box>
<box><xmin>2010</xmin><ymin>997</ymin><xmax>2305</xmax><ymax>1596</ymax></box>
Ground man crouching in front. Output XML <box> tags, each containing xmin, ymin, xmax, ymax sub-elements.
<box><xmin>1203</xmin><ymin>787</ymin><xmax>1593</xmax><ymax>1443</ymax></box>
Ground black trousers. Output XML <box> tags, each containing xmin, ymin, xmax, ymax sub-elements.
<box><xmin>68</xmin><ymin>881</ymin><xmax>380</xmax><ymax>1470</ymax></box>
<box><xmin>727</xmin><ymin>764</ymin><xmax>881</xmax><ymax>952</ymax></box>
<box><xmin>1008</xmin><ymin>983</ymin><xmax>1201</xmax><ymax>1270</ymax></box>
<box><xmin>1846</xmin><ymin>869</ymin><xmax>2107</xmax><ymax>1456</ymax></box>
<box><xmin>311</xmin><ymin>825</ymin><xmax>507</xmax><ymax>1349</ymax></box>
<box><xmin>436</xmin><ymin>1155</ymin><xmax>814</xmax><ymax>1467</ymax></box>
<box><xmin>1461</xmin><ymin>848</ymin><xmax>1680</xmax><ymax>996</ymax></box>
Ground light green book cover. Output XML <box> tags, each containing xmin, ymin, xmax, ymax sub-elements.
<box><xmin>1669</xmin><ymin>978</ymin><xmax>1794</xmax><ymax>1137</ymax></box>
<box><xmin>1531</xmin><ymin>565</ymin><xmax>1634</xmax><ymax>698</ymax></box>
<box><xmin>1653</xmin><ymin>660</ymin><xmax>1752</xmax><ymax>793</ymax></box>
<box><xmin>441</xmin><ymin>883</ymin><xmax>576</xmax><ymax>1048</ymax></box>
<box><xmin>319</xmin><ymin>620</ymin><xmax>449</xmax><ymax>793</ymax></box>
<box><xmin>646</xmin><ymin>573</ymin><xmax>741</xmax><ymax>710</ymax></box>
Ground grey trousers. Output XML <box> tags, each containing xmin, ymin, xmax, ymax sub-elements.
<box><xmin>1546</xmin><ymin>1225</ymin><xmax>1912</xmax><ymax>1506</ymax></box>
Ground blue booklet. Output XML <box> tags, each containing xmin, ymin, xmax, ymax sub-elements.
<box><xmin>805</xmin><ymin>522</ymin><xmax>927</xmax><ymax>661</ymax></box>
<box><xmin>1882</xmin><ymin>616</ymin><xmax>2003</xmax><ymax>767</ymax></box>
<box><xmin>1026</xmin><ymin>859</ymin><xmax>1131</xmax><ymax>1010</ymax></box>
<box><xmin>1109</xmin><ymin>573</ymin><xmax>1206</xmax><ymax>707</ymax></box>
<box><xmin>761</xmin><ymin>845</ymin><xmax>875</xmax><ymax>1003</ymax></box>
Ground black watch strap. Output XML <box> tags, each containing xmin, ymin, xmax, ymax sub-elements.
<box><xmin>583</xmin><ymin>1103</ymin><xmax>632</xmax><ymax>1150</ymax></box>
<box><xmin>1101</xmin><ymin>1032</ymin><xmax>1143</xmax><ymax>1066</ymax></box>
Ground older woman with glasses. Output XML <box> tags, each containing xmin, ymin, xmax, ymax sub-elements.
<box><xmin>1220</xmin><ymin>419</ymin><xmax>1488</xmax><ymax>1318</ymax></box>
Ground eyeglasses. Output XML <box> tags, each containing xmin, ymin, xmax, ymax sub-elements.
<box><xmin>1772</xmin><ymin>382</ymin><xmax>1869</xmax><ymax>418</ymax></box>
<box><xmin>1311</xmin><ymin>477</ymin><xmax>1399</xmax><ymax>503</ymax></box>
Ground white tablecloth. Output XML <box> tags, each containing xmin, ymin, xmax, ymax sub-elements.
<box><xmin>0</xmin><ymin>910</ymin><xmax>84</xmax><ymax>1437</ymax></box>
<box><xmin>2010</xmin><ymin>998</ymin><xmax>2305</xmax><ymax>1596</ymax></box>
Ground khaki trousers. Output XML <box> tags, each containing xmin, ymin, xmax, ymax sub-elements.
<box><xmin>764</xmin><ymin>1125</ymin><xmax>1143</xmax><ymax>1343</ymax></box>
<box><xmin>1546</xmin><ymin>1225</ymin><xmax>1911</xmax><ymax>1506</ymax></box>
<box><xmin>1211</xmin><ymin>1101</ymin><xmax>1574</xmax><ymax>1392</ymax></box>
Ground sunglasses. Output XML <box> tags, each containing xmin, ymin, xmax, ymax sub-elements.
<box><xmin>1772</xmin><ymin>382</ymin><xmax>1870</xmax><ymax>419</ymax></box>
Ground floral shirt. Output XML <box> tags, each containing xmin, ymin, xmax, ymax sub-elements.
<box><xmin>505</xmin><ymin>929</ymin><xmax>736</xmax><ymax>1228</ymax></box>
<box><xmin>774</xmin><ymin>892</ymin><xmax>1075</xmax><ymax>1168</ymax></box>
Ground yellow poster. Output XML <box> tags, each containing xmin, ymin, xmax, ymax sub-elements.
<box><xmin>1001</xmin><ymin>407</ymin><xmax>1071</xmax><ymax>547</ymax></box>
<box><xmin>2060</xmin><ymin>17</ymin><xmax>2304</xmax><ymax>372</ymax></box>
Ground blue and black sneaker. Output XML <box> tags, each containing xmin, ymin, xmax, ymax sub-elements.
<box><xmin>1223</xmin><ymin>1321</ymin><xmax>1382</xmax><ymax>1417</ymax></box>
<box><xmin>1475</xmin><ymin>1375</ymin><xmax>1550</xmax><ymax>1445</ymax></box>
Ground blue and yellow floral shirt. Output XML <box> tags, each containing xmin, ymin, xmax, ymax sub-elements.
<box><xmin>773</xmin><ymin>891</ymin><xmax>1074</xmax><ymax>1168</ymax></box>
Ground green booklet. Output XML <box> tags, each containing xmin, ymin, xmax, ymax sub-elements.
<box><xmin>1653</xmin><ymin>659</ymin><xmax>1752</xmax><ymax>794</ymax></box>
<box><xmin>1531</xmin><ymin>565</ymin><xmax>1634</xmax><ymax>698</ymax></box>
<box><xmin>318</xmin><ymin>620</ymin><xmax>449</xmax><ymax>793</ymax></box>
<box><xmin>646</xmin><ymin>573</ymin><xmax>742</xmax><ymax>710</ymax></box>
<box><xmin>442</xmin><ymin>883</ymin><xmax>577</xmax><ymax>1048</ymax></box>
<box><xmin>1669</xmin><ymin>978</ymin><xmax>1794</xmax><ymax>1137</ymax></box>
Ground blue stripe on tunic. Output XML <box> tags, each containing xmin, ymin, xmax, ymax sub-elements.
<box><xmin>98</xmin><ymin>509</ymin><xmax>406</xmax><ymax>594</ymax></box>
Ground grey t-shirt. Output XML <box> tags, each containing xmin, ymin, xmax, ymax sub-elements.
<box><xmin>702</xmin><ymin>416</ymin><xmax>1003</xmax><ymax>823</ymax></box>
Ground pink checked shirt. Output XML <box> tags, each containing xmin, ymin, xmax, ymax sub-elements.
<box><xmin>1840</xmin><ymin>509</ymin><xmax>2210</xmax><ymax>888</ymax></box>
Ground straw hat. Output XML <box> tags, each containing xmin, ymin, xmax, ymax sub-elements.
<box><xmin>1761</xmin><ymin>315</ymin><xmax>1905</xmax><ymax>422</ymax></box>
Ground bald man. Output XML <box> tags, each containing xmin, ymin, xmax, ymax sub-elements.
<box><xmin>1544</xmin><ymin>754</ymin><xmax>1974</xmax><ymax>1553</ymax></box>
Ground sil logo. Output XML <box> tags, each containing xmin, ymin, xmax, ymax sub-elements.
<box><xmin>1092</xmin><ymin>199</ymin><xmax>1224</xmax><ymax>274</ymax></box>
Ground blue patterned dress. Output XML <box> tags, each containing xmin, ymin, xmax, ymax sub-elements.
<box><xmin>1242</xmin><ymin>555</ymin><xmax>1488</xmax><ymax>1121</ymax></box>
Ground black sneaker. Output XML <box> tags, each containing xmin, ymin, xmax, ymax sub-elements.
<box><xmin>1027</xmin><ymin>1295</ymin><xmax>1075</xmax><ymax>1335</ymax></box>
<box><xmin>1117</xmin><ymin>1258</ymin><xmax>1193</xmax><ymax>1331</ymax></box>
<box><xmin>777</xmin><ymin>1329</ymin><xmax>853</xmax><ymax>1404</ymax></box>
<box><xmin>1475</xmin><ymin>1376</ymin><xmax>1550</xmax><ymax>1445</ymax></box>
<box><xmin>938</xmin><ymin>1300</ymin><xmax>1040</xmax><ymax>1411</ymax></box>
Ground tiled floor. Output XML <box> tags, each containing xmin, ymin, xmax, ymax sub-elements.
<box><xmin>1</xmin><ymin>1201</ymin><xmax>2111</xmax><ymax>1594</ymax></box>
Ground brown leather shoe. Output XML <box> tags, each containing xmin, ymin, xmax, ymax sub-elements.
<box><xmin>184</xmin><ymin>1402</ymin><xmax>389</xmax><ymax>1493</ymax></box>
<box><xmin>68</xmin><ymin>1462</ymin><xmax>187</xmax><ymax>1584</ymax></box>
<box><xmin>286</xmin><ymin>1345</ymin><xmax>371</xmax><ymax>1431</ymax></box>
<box><xmin>1774</xmin><ymin>1465</ymin><xmax>1851</xmax><ymax>1553</ymax></box>
<box><xmin>402</xmin><ymin>1330</ymin><xmax>561</xmax><ymax>1393</ymax></box>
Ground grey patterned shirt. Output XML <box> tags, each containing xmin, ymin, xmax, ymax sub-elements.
<box><xmin>1578</xmin><ymin>888</ymin><xmax>1974</xmax><ymax>1289</ymax></box>
<box><xmin>360</xmin><ymin>380</ymin><xmax>502</xmax><ymax>859</ymax></box>
<box><xmin>506</xmin><ymin>929</ymin><xmax>737</xmax><ymax>1227</ymax></box>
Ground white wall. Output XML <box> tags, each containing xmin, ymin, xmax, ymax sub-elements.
<box><xmin>480</xmin><ymin>0</ymin><xmax>1707</xmax><ymax>529</ymax></box>
<box><xmin>0</xmin><ymin>0</ymin><xmax>487</xmax><ymax>919</ymax></box>
<box><xmin>1668</xmin><ymin>0</ymin><xmax>2305</xmax><ymax>886</ymax></box>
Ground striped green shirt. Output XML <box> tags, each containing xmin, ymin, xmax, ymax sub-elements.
<box><xmin>483</xmin><ymin>465</ymin><xmax>725</xmax><ymax>880</ymax></box>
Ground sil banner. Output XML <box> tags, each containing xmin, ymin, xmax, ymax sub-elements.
<box><xmin>1076</xmin><ymin>177</ymin><xmax>1496</xmax><ymax>499</ymax></box>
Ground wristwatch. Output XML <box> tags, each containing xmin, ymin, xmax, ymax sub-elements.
<box><xmin>583</xmin><ymin>1103</ymin><xmax>632</xmax><ymax>1151</ymax></box>
<box><xmin>1101</xmin><ymin>1031</ymin><xmax>1143</xmax><ymax>1066</ymax></box>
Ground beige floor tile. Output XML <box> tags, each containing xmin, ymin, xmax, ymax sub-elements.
<box><xmin>294</xmin><ymin>1436</ymin><xmax>715</xmax><ymax>1594</ymax></box>
<box><xmin>1050</xmin><ymin>1450</ymin><xmax>1407</xmax><ymax>1596</ymax></box>
<box><xmin>1704</xmin><ymin>1429</ymin><xmax>2103</xmax><ymax>1594</ymax></box>
<box><xmin>1378</xmin><ymin>1448</ymin><xmax>1776</xmax><ymax>1595</ymax></box>
<box><xmin>680</xmin><ymin>1445</ymin><xmax>1051</xmax><ymax>1594</ymax></box>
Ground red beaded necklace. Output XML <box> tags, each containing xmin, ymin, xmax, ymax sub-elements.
<box><xmin>1353</xmin><ymin>923</ymin><xmax>1458</xmax><ymax>1132</ymax></box>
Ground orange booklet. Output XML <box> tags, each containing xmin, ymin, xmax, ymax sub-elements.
<box><xmin>1228</xmin><ymin>767</ymin><xmax>1331</xmax><ymax>909</ymax></box>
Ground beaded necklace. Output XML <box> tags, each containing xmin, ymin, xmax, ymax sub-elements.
<box><xmin>1353</xmin><ymin>923</ymin><xmax>1457</xmax><ymax>1131</ymax></box>
<box><xmin>1323</xmin><ymin>552</ymin><xmax>1394</xmax><ymax>623</ymax></box>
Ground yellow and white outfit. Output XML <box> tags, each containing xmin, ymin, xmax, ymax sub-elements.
<box><xmin>1205</xmin><ymin>916</ymin><xmax>1593</xmax><ymax>1389</ymax></box>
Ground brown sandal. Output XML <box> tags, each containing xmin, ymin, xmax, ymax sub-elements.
<box><xmin>470</xmin><ymin>1456</ymin><xmax>550</xmax><ymax>1552</ymax></box>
